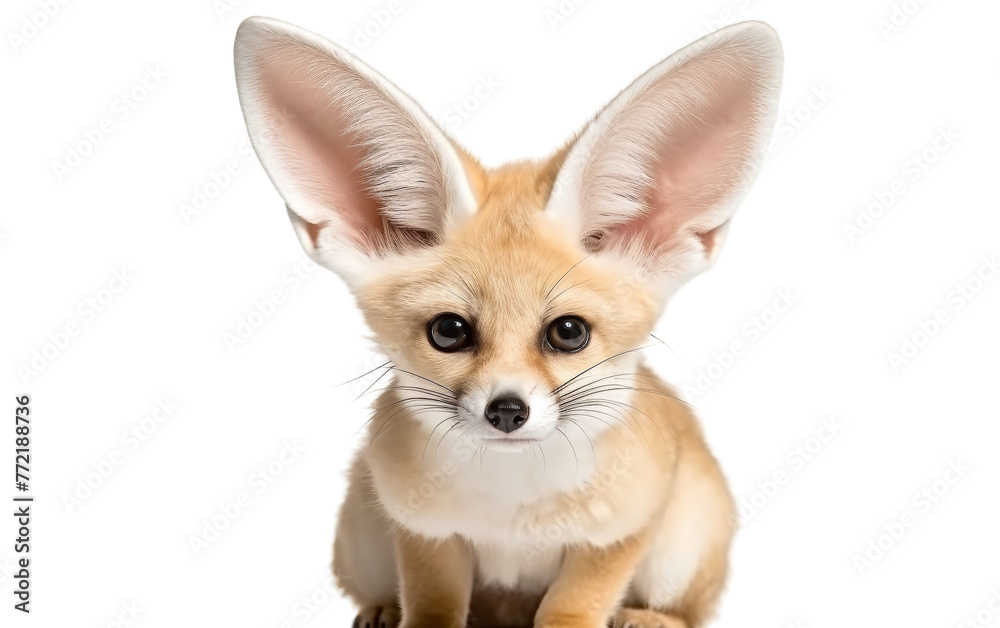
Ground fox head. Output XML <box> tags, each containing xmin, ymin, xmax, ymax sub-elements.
<box><xmin>234</xmin><ymin>17</ymin><xmax>782</xmax><ymax>452</ymax></box>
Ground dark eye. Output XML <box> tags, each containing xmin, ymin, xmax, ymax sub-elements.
<box><xmin>428</xmin><ymin>313</ymin><xmax>472</xmax><ymax>352</ymax></box>
<box><xmin>546</xmin><ymin>316</ymin><xmax>590</xmax><ymax>353</ymax></box>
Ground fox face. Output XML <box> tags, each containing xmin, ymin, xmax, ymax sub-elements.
<box><xmin>356</xmin><ymin>166</ymin><xmax>661</xmax><ymax>450</ymax></box>
<box><xmin>234</xmin><ymin>17</ymin><xmax>781</xmax><ymax>453</ymax></box>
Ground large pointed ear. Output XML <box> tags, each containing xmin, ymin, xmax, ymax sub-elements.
<box><xmin>234</xmin><ymin>17</ymin><xmax>477</xmax><ymax>289</ymax></box>
<box><xmin>545</xmin><ymin>21</ymin><xmax>782</xmax><ymax>294</ymax></box>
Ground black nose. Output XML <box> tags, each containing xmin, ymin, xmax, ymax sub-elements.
<box><xmin>485</xmin><ymin>397</ymin><xmax>529</xmax><ymax>433</ymax></box>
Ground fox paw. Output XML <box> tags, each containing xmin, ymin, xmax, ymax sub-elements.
<box><xmin>610</xmin><ymin>608</ymin><xmax>687</xmax><ymax>628</ymax></box>
<box><xmin>354</xmin><ymin>605</ymin><xmax>399</xmax><ymax>628</ymax></box>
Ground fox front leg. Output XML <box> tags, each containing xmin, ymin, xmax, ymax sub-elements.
<box><xmin>395</xmin><ymin>533</ymin><xmax>474</xmax><ymax>628</ymax></box>
<box><xmin>534</xmin><ymin>534</ymin><xmax>648</xmax><ymax>628</ymax></box>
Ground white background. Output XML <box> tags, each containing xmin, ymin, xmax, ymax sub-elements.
<box><xmin>3</xmin><ymin>0</ymin><xmax>999</xmax><ymax>627</ymax></box>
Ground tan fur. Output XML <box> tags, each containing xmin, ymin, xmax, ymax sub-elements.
<box><xmin>234</xmin><ymin>17</ymin><xmax>781</xmax><ymax>628</ymax></box>
<box><xmin>395</xmin><ymin>534</ymin><xmax>474</xmax><ymax>628</ymax></box>
<box><xmin>334</xmin><ymin>155</ymin><xmax>736</xmax><ymax>628</ymax></box>
<box><xmin>612</xmin><ymin>608</ymin><xmax>688</xmax><ymax>628</ymax></box>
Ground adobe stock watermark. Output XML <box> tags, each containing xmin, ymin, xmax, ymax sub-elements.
<box><xmin>550</xmin><ymin>145</ymin><xmax>588</xmax><ymax>197</ymax></box>
<box><xmin>544</xmin><ymin>0</ymin><xmax>589</xmax><ymax>31</ymax></box>
<box><xmin>843</xmin><ymin>126</ymin><xmax>958</xmax><ymax>245</ymax></box>
<box><xmin>93</xmin><ymin>600</ymin><xmax>144</xmax><ymax>628</ymax></box>
<box><xmin>384</xmin><ymin>425</ymin><xmax>638</xmax><ymax>546</ymax></box>
<box><xmin>17</xmin><ymin>268</ymin><xmax>134</xmax><ymax>384</ymax></box>
<box><xmin>222</xmin><ymin>257</ymin><xmax>320</xmax><ymax>352</ymax></box>
<box><xmin>387</xmin><ymin>430</ymin><xmax>477</xmax><ymax>525</ymax></box>
<box><xmin>61</xmin><ymin>398</ymin><xmax>179</xmax><ymax>514</ymax></box>
<box><xmin>0</xmin><ymin>554</ymin><xmax>20</xmax><ymax>586</ymax></box>
<box><xmin>181</xmin><ymin>105</ymin><xmax>296</xmax><ymax>224</ymax></box>
<box><xmin>188</xmin><ymin>439</ymin><xmax>306</xmax><ymax>556</ymax></box>
<box><xmin>441</xmin><ymin>75</ymin><xmax>501</xmax><ymax>132</ymax></box>
<box><xmin>735</xmin><ymin>416</ymin><xmax>843</xmax><ymax>527</ymax></box>
<box><xmin>520</xmin><ymin>447</ymin><xmax>642</xmax><ymax>564</ymax></box>
<box><xmin>681</xmin><ymin>288</ymin><xmax>798</xmax><ymax>400</ymax></box>
<box><xmin>876</xmin><ymin>0</ymin><xmax>931</xmax><ymax>42</ymax></box>
<box><xmin>347</xmin><ymin>349</ymin><xmax>396</xmax><ymax>399</ymax></box>
<box><xmin>342</xmin><ymin>0</ymin><xmax>412</xmax><ymax>55</ymax></box>
<box><xmin>956</xmin><ymin>589</ymin><xmax>1000</xmax><ymax>628</ymax></box>
<box><xmin>766</xmin><ymin>85</ymin><xmax>833</xmax><ymax>157</ymax></box>
<box><xmin>211</xmin><ymin>0</ymin><xmax>254</xmax><ymax>21</ymax></box>
<box><xmin>177</xmin><ymin>140</ymin><xmax>254</xmax><ymax>224</ymax></box>
<box><xmin>51</xmin><ymin>65</ymin><xmax>168</xmax><ymax>182</ymax></box>
<box><xmin>852</xmin><ymin>458</ymin><xmax>971</xmax><ymax>575</ymax></box>
<box><xmin>275</xmin><ymin>575</ymin><xmax>340</xmax><ymax>627</ymax></box>
<box><xmin>677</xmin><ymin>0</ymin><xmax>755</xmax><ymax>48</ymax></box>
<box><xmin>6</xmin><ymin>0</ymin><xmax>72</xmax><ymax>55</ymax></box>
<box><xmin>887</xmin><ymin>254</ymin><xmax>998</xmax><ymax>372</ymax></box>
<box><xmin>646</xmin><ymin>578</ymin><xmax>686</xmax><ymax>610</ymax></box>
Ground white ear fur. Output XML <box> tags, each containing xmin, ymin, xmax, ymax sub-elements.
<box><xmin>546</xmin><ymin>21</ymin><xmax>783</xmax><ymax>293</ymax></box>
<box><xmin>234</xmin><ymin>16</ymin><xmax>476</xmax><ymax>289</ymax></box>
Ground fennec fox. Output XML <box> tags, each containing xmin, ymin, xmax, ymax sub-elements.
<box><xmin>235</xmin><ymin>16</ymin><xmax>782</xmax><ymax>628</ymax></box>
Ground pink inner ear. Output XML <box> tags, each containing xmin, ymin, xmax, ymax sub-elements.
<box><xmin>255</xmin><ymin>46</ymin><xmax>389</xmax><ymax>251</ymax></box>
<box><xmin>614</xmin><ymin>60</ymin><xmax>761</xmax><ymax>257</ymax></box>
